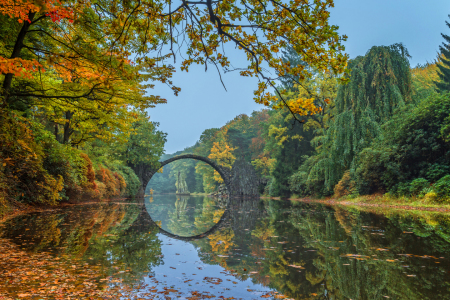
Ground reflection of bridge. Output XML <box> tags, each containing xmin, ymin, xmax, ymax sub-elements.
<box><xmin>138</xmin><ymin>196</ymin><xmax>267</xmax><ymax>242</ymax></box>
<box><xmin>143</xmin><ymin>196</ymin><xmax>230</xmax><ymax>241</ymax></box>
<box><xmin>146</xmin><ymin>154</ymin><xmax>261</xmax><ymax>197</ymax></box>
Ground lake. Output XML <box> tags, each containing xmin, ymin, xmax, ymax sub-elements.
<box><xmin>1</xmin><ymin>195</ymin><xmax>450</xmax><ymax>299</ymax></box>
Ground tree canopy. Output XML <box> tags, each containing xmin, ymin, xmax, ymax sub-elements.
<box><xmin>1</xmin><ymin>0</ymin><xmax>348</xmax><ymax>121</ymax></box>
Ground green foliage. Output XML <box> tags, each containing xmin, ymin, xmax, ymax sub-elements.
<box><xmin>435</xmin><ymin>15</ymin><xmax>450</xmax><ymax>92</ymax></box>
<box><xmin>35</xmin><ymin>127</ymin><xmax>88</xmax><ymax>200</ymax></box>
<box><xmin>432</xmin><ymin>175</ymin><xmax>450</xmax><ymax>201</ymax></box>
<box><xmin>355</xmin><ymin>92</ymin><xmax>450</xmax><ymax>195</ymax></box>
<box><xmin>309</xmin><ymin>44</ymin><xmax>412</xmax><ymax>195</ymax></box>
<box><xmin>261</xmin><ymin>108</ymin><xmax>315</xmax><ymax>197</ymax></box>
<box><xmin>0</xmin><ymin>109</ymin><xmax>63</xmax><ymax>205</ymax></box>
<box><xmin>289</xmin><ymin>155</ymin><xmax>325</xmax><ymax>197</ymax></box>
<box><xmin>409</xmin><ymin>178</ymin><xmax>430</xmax><ymax>197</ymax></box>
<box><xmin>108</xmin><ymin>164</ymin><xmax>141</xmax><ymax>197</ymax></box>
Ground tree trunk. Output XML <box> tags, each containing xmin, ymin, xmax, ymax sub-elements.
<box><xmin>54</xmin><ymin>124</ymin><xmax>60</xmax><ymax>142</ymax></box>
<box><xmin>2</xmin><ymin>12</ymin><xmax>36</xmax><ymax>106</ymax></box>
<box><xmin>63</xmin><ymin>111</ymin><xmax>74</xmax><ymax>144</ymax></box>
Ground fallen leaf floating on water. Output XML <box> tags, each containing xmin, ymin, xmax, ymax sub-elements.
<box><xmin>0</xmin><ymin>238</ymin><xmax>134</xmax><ymax>298</ymax></box>
<box><xmin>288</xmin><ymin>264</ymin><xmax>305</xmax><ymax>269</ymax></box>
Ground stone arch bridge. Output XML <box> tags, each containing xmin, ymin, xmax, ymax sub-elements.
<box><xmin>144</xmin><ymin>154</ymin><xmax>261</xmax><ymax>197</ymax></box>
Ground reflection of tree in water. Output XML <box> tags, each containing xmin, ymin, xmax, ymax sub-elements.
<box><xmin>165</xmin><ymin>196</ymin><xmax>225</xmax><ymax>237</ymax></box>
<box><xmin>175</xmin><ymin>195</ymin><xmax>189</xmax><ymax>219</ymax></box>
<box><xmin>189</xmin><ymin>199</ymin><xmax>450</xmax><ymax>300</ymax></box>
<box><xmin>285</xmin><ymin>206</ymin><xmax>450</xmax><ymax>299</ymax></box>
<box><xmin>192</xmin><ymin>198</ymin><xmax>267</xmax><ymax>271</ymax></box>
<box><xmin>166</xmin><ymin>196</ymin><xmax>192</xmax><ymax>236</ymax></box>
<box><xmin>0</xmin><ymin>203</ymin><xmax>163</xmax><ymax>286</ymax></box>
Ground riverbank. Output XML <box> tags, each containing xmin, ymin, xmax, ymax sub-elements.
<box><xmin>0</xmin><ymin>197</ymin><xmax>128</xmax><ymax>224</ymax></box>
<box><xmin>4</xmin><ymin>192</ymin><xmax>450</xmax><ymax>225</ymax></box>
<box><xmin>285</xmin><ymin>194</ymin><xmax>450</xmax><ymax>213</ymax></box>
<box><xmin>260</xmin><ymin>193</ymin><xmax>450</xmax><ymax>213</ymax></box>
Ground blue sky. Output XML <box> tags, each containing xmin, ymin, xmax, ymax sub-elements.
<box><xmin>147</xmin><ymin>1</ymin><xmax>450</xmax><ymax>154</ymax></box>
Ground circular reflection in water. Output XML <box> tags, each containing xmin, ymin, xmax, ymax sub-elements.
<box><xmin>144</xmin><ymin>194</ymin><xmax>228</xmax><ymax>239</ymax></box>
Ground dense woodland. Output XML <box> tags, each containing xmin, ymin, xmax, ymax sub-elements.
<box><xmin>1</xmin><ymin>0</ymin><xmax>450</xmax><ymax>214</ymax></box>
<box><xmin>0</xmin><ymin>0</ymin><xmax>349</xmax><ymax>214</ymax></box>
<box><xmin>153</xmin><ymin>36</ymin><xmax>450</xmax><ymax>203</ymax></box>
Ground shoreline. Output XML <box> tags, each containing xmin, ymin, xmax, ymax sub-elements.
<box><xmin>0</xmin><ymin>197</ymin><xmax>132</xmax><ymax>224</ymax></box>
<box><xmin>3</xmin><ymin>193</ymin><xmax>450</xmax><ymax>224</ymax></box>
<box><xmin>262</xmin><ymin>194</ymin><xmax>450</xmax><ymax>213</ymax></box>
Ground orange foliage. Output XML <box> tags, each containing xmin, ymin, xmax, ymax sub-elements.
<box><xmin>0</xmin><ymin>57</ymin><xmax>42</xmax><ymax>79</ymax></box>
<box><xmin>0</xmin><ymin>109</ymin><xmax>63</xmax><ymax>205</ymax></box>
<box><xmin>95</xmin><ymin>167</ymin><xmax>123</xmax><ymax>198</ymax></box>
<box><xmin>80</xmin><ymin>153</ymin><xmax>95</xmax><ymax>190</ymax></box>
<box><xmin>114</xmin><ymin>172</ymin><xmax>127</xmax><ymax>194</ymax></box>
<box><xmin>0</xmin><ymin>0</ymin><xmax>41</xmax><ymax>23</ymax></box>
<box><xmin>250</xmin><ymin>136</ymin><xmax>265</xmax><ymax>157</ymax></box>
<box><xmin>334</xmin><ymin>171</ymin><xmax>355</xmax><ymax>198</ymax></box>
<box><xmin>0</xmin><ymin>0</ymin><xmax>74</xmax><ymax>80</ymax></box>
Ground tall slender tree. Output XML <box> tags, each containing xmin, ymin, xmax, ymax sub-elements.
<box><xmin>308</xmin><ymin>44</ymin><xmax>412</xmax><ymax>194</ymax></box>
<box><xmin>435</xmin><ymin>15</ymin><xmax>450</xmax><ymax>92</ymax></box>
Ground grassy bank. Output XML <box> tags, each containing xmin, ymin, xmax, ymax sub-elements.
<box><xmin>283</xmin><ymin>193</ymin><xmax>450</xmax><ymax>212</ymax></box>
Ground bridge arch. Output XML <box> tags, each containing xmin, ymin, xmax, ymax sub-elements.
<box><xmin>146</xmin><ymin>154</ymin><xmax>231</xmax><ymax>194</ymax></box>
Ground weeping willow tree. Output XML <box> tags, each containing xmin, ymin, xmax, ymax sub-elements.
<box><xmin>307</xmin><ymin>44</ymin><xmax>412</xmax><ymax>194</ymax></box>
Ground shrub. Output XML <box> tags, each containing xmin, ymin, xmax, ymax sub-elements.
<box><xmin>0</xmin><ymin>109</ymin><xmax>63</xmax><ymax>205</ymax></box>
<box><xmin>424</xmin><ymin>191</ymin><xmax>438</xmax><ymax>203</ymax></box>
<box><xmin>108</xmin><ymin>164</ymin><xmax>141</xmax><ymax>197</ymax></box>
<box><xmin>80</xmin><ymin>153</ymin><xmax>96</xmax><ymax>190</ymax></box>
<box><xmin>355</xmin><ymin>146</ymin><xmax>399</xmax><ymax>195</ymax></box>
<box><xmin>34</xmin><ymin>128</ymin><xmax>91</xmax><ymax>200</ymax></box>
<box><xmin>96</xmin><ymin>167</ymin><xmax>118</xmax><ymax>198</ymax></box>
<box><xmin>114</xmin><ymin>172</ymin><xmax>127</xmax><ymax>195</ymax></box>
<box><xmin>354</xmin><ymin>92</ymin><xmax>450</xmax><ymax>194</ymax></box>
<box><xmin>433</xmin><ymin>175</ymin><xmax>450</xmax><ymax>201</ymax></box>
<box><xmin>424</xmin><ymin>164</ymin><xmax>450</xmax><ymax>182</ymax></box>
<box><xmin>334</xmin><ymin>171</ymin><xmax>356</xmax><ymax>198</ymax></box>
<box><xmin>95</xmin><ymin>181</ymin><xmax>107</xmax><ymax>199</ymax></box>
<box><xmin>391</xmin><ymin>182</ymin><xmax>411</xmax><ymax>197</ymax></box>
<box><xmin>410</xmin><ymin>178</ymin><xmax>430</xmax><ymax>197</ymax></box>
<box><xmin>289</xmin><ymin>155</ymin><xmax>329</xmax><ymax>197</ymax></box>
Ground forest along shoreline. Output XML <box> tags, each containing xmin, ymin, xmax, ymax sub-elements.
<box><xmin>3</xmin><ymin>192</ymin><xmax>450</xmax><ymax>227</ymax></box>
<box><xmin>4</xmin><ymin>29</ymin><xmax>450</xmax><ymax>225</ymax></box>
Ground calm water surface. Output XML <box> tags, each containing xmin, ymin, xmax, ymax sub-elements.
<box><xmin>2</xmin><ymin>195</ymin><xmax>450</xmax><ymax>299</ymax></box>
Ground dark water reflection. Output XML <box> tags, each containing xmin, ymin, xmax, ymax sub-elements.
<box><xmin>2</xmin><ymin>196</ymin><xmax>450</xmax><ymax>299</ymax></box>
<box><xmin>144</xmin><ymin>194</ymin><xmax>228</xmax><ymax>237</ymax></box>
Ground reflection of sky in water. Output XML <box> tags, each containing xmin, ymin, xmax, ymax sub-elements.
<box><xmin>136</xmin><ymin>235</ymin><xmax>272</xmax><ymax>299</ymax></box>
<box><xmin>3</xmin><ymin>200</ymin><xmax>450</xmax><ymax>299</ymax></box>
<box><xmin>145</xmin><ymin>195</ymin><xmax>226</xmax><ymax>237</ymax></box>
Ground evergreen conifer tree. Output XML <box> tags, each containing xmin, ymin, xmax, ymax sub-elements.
<box><xmin>308</xmin><ymin>44</ymin><xmax>412</xmax><ymax>194</ymax></box>
<box><xmin>435</xmin><ymin>15</ymin><xmax>450</xmax><ymax>92</ymax></box>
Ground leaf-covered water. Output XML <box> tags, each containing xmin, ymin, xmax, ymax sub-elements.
<box><xmin>1</xmin><ymin>195</ymin><xmax>450</xmax><ymax>299</ymax></box>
